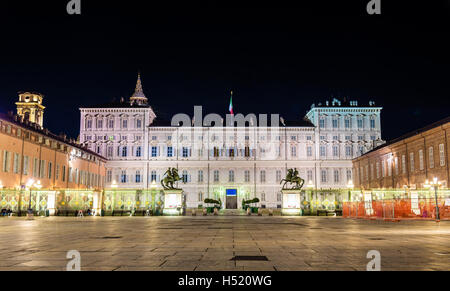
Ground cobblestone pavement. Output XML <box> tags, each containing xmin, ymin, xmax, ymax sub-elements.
<box><xmin>0</xmin><ymin>216</ymin><xmax>449</xmax><ymax>271</ymax></box>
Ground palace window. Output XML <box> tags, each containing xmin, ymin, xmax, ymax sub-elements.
<box><xmin>321</xmin><ymin>170</ymin><xmax>327</xmax><ymax>183</ymax></box>
<box><xmin>357</xmin><ymin>118</ymin><xmax>363</xmax><ymax>129</ymax></box>
<box><xmin>333</xmin><ymin>146</ymin><xmax>339</xmax><ymax>157</ymax></box>
<box><xmin>39</xmin><ymin>160</ymin><xmax>45</xmax><ymax>178</ymax></box>
<box><xmin>167</xmin><ymin>146</ymin><xmax>173</xmax><ymax>157</ymax></box>
<box><xmin>277</xmin><ymin>192</ymin><xmax>282</xmax><ymax>202</ymax></box>
<box><xmin>439</xmin><ymin>144</ymin><xmax>445</xmax><ymax>166</ymax></box>
<box><xmin>135</xmin><ymin>170</ymin><xmax>142</xmax><ymax>183</ymax></box>
<box><xmin>182</xmin><ymin>147</ymin><xmax>190</xmax><ymax>157</ymax></box>
<box><xmin>136</xmin><ymin>119</ymin><xmax>142</xmax><ymax>129</ymax></box>
<box><xmin>332</xmin><ymin>118</ymin><xmax>338</xmax><ymax>129</ymax></box>
<box><xmin>319</xmin><ymin>118</ymin><xmax>325</xmax><ymax>129</ymax></box>
<box><xmin>48</xmin><ymin>162</ymin><xmax>52</xmax><ymax>179</ymax></box>
<box><xmin>402</xmin><ymin>155</ymin><xmax>406</xmax><ymax>174</ymax></box>
<box><xmin>228</xmin><ymin>170</ymin><xmax>235</xmax><ymax>182</ymax></box>
<box><xmin>213</xmin><ymin>170</ymin><xmax>219</xmax><ymax>182</ymax></box>
<box><xmin>419</xmin><ymin>149</ymin><xmax>424</xmax><ymax>170</ymax></box>
<box><xmin>86</xmin><ymin>119</ymin><xmax>92</xmax><ymax>129</ymax></box>
<box><xmin>13</xmin><ymin>153</ymin><xmax>20</xmax><ymax>174</ymax></box>
<box><xmin>229</xmin><ymin>148</ymin><xmax>235</xmax><ymax>157</ymax></box>
<box><xmin>395</xmin><ymin>157</ymin><xmax>399</xmax><ymax>175</ymax></box>
<box><xmin>346</xmin><ymin>169</ymin><xmax>352</xmax><ymax>182</ymax></box>
<box><xmin>334</xmin><ymin>169</ymin><xmax>340</xmax><ymax>183</ymax></box>
<box><xmin>198</xmin><ymin>192</ymin><xmax>203</xmax><ymax>202</ymax></box>
<box><xmin>429</xmin><ymin>147</ymin><xmax>434</xmax><ymax>169</ymax></box>
<box><xmin>244</xmin><ymin>170</ymin><xmax>250</xmax><ymax>182</ymax></box>
<box><xmin>97</xmin><ymin>119</ymin><xmax>103</xmax><ymax>129</ymax></box>
<box><xmin>106</xmin><ymin>170</ymin><xmax>112</xmax><ymax>183</ymax></box>
<box><xmin>410</xmin><ymin>152</ymin><xmax>415</xmax><ymax>172</ymax></box>
<box><xmin>198</xmin><ymin>170</ymin><xmax>204</xmax><ymax>183</ymax></box>
<box><xmin>307</xmin><ymin>146</ymin><xmax>313</xmax><ymax>157</ymax></box>
<box><xmin>121</xmin><ymin>170</ymin><xmax>127</xmax><ymax>183</ymax></box>
<box><xmin>307</xmin><ymin>170</ymin><xmax>313</xmax><ymax>182</ymax></box>
<box><xmin>23</xmin><ymin>156</ymin><xmax>29</xmax><ymax>175</ymax></box>
<box><xmin>122</xmin><ymin>146</ymin><xmax>128</xmax><ymax>157</ymax></box>
<box><xmin>291</xmin><ymin>146</ymin><xmax>297</xmax><ymax>157</ymax></box>
<box><xmin>370</xmin><ymin>119</ymin><xmax>376</xmax><ymax>129</ymax></box>
<box><xmin>122</xmin><ymin>119</ymin><xmax>128</xmax><ymax>129</ymax></box>
<box><xmin>260</xmin><ymin>170</ymin><xmax>266</xmax><ymax>183</ymax></box>
<box><xmin>108</xmin><ymin>119</ymin><xmax>114</xmax><ymax>128</ymax></box>
<box><xmin>107</xmin><ymin>146</ymin><xmax>113</xmax><ymax>158</ymax></box>
<box><xmin>261</xmin><ymin>192</ymin><xmax>266</xmax><ymax>202</ymax></box>
<box><xmin>244</xmin><ymin>147</ymin><xmax>250</xmax><ymax>157</ymax></box>
<box><xmin>320</xmin><ymin>146</ymin><xmax>326</xmax><ymax>157</ymax></box>
<box><xmin>151</xmin><ymin>146</ymin><xmax>158</xmax><ymax>157</ymax></box>
<box><xmin>345</xmin><ymin>118</ymin><xmax>350</xmax><ymax>129</ymax></box>
<box><xmin>276</xmin><ymin>170</ymin><xmax>282</xmax><ymax>182</ymax></box>
<box><xmin>151</xmin><ymin>170</ymin><xmax>157</xmax><ymax>182</ymax></box>
<box><xmin>136</xmin><ymin>146</ymin><xmax>142</xmax><ymax>157</ymax></box>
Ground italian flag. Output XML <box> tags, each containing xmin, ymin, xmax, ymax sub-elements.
<box><xmin>229</xmin><ymin>91</ymin><xmax>234</xmax><ymax>115</ymax></box>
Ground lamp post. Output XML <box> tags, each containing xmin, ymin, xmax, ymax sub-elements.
<box><xmin>424</xmin><ymin>177</ymin><xmax>441</xmax><ymax>222</ymax></box>
<box><xmin>306</xmin><ymin>180</ymin><xmax>314</xmax><ymax>214</ymax></box>
<box><xmin>346</xmin><ymin>180</ymin><xmax>354</xmax><ymax>217</ymax></box>
<box><xmin>150</xmin><ymin>180</ymin><xmax>157</xmax><ymax>214</ymax></box>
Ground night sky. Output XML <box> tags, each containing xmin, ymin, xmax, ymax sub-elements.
<box><xmin>0</xmin><ymin>1</ymin><xmax>449</xmax><ymax>140</ymax></box>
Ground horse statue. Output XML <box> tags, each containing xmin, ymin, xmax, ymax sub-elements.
<box><xmin>161</xmin><ymin>167</ymin><xmax>184</xmax><ymax>190</ymax></box>
<box><xmin>280</xmin><ymin>168</ymin><xmax>305</xmax><ymax>190</ymax></box>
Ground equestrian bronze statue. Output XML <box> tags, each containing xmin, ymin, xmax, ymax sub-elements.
<box><xmin>161</xmin><ymin>167</ymin><xmax>184</xmax><ymax>190</ymax></box>
<box><xmin>280</xmin><ymin>168</ymin><xmax>305</xmax><ymax>190</ymax></box>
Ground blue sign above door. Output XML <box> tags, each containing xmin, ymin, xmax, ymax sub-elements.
<box><xmin>226</xmin><ymin>189</ymin><xmax>237</xmax><ymax>196</ymax></box>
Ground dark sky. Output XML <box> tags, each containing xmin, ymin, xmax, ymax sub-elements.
<box><xmin>0</xmin><ymin>0</ymin><xmax>449</xmax><ymax>140</ymax></box>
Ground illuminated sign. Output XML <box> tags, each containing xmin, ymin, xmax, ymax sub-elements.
<box><xmin>226</xmin><ymin>189</ymin><xmax>237</xmax><ymax>196</ymax></box>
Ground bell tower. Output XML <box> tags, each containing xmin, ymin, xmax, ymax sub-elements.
<box><xmin>16</xmin><ymin>92</ymin><xmax>45</xmax><ymax>128</ymax></box>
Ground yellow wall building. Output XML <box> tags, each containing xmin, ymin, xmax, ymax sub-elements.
<box><xmin>0</xmin><ymin>93</ymin><xmax>106</xmax><ymax>215</ymax></box>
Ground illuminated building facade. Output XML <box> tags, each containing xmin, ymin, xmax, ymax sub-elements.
<box><xmin>353</xmin><ymin>117</ymin><xmax>450</xmax><ymax>190</ymax></box>
<box><xmin>0</xmin><ymin>94</ymin><xmax>107</xmax><ymax>215</ymax></box>
<box><xmin>79</xmin><ymin>74</ymin><xmax>384</xmax><ymax>210</ymax></box>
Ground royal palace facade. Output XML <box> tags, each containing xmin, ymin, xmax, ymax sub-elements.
<box><xmin>79</xmin><ymin>74</ymin><xmax>384</xmax><ymax>211</ymax></box>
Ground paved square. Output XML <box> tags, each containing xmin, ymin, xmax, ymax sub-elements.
<box><xmin>0</xmin><ymin>216</ymin><xmax>449</xmax><ymax>271</ymax></box>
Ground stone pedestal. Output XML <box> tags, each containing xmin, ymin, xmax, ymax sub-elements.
<box><xmin>163</xmin><ymin>189</ymin><xmax>183</xmax><ymax>216</ymax></box>
<box><xmin>281</xmin><ymin>189</ymin><xmax>302</xmax><ymax>216</ymax></box>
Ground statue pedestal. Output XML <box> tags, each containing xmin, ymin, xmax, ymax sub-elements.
<box><xmin>281</xmin><ymin>189</ymin><xmax>302</xmax><ymax>216</ymax></box>
<box><xmin>163</xmin><ymin>189</ymin><xmax>183</xmax><ymax>216</ymax></box>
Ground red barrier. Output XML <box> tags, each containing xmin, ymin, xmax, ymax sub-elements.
<box><xmin>343</xmin><ymin>197</ymin><xmax>449</xmax><ymax>221</ymax></box>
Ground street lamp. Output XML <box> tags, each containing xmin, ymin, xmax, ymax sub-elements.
<box><xmin>424</xmin><ymin>177</ymin><xmax>442</xmax><ymax>222</ymax></box>
<box><xmin>150</xmin><ymin>180</ymin><xmax>157</xmax><ymax>214</ymax></box>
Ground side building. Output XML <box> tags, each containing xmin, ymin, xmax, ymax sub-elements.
<box><xmin>0</xmin><ymin>92</ymin><xmax>107</xmax><ymax>215</ymax></box>
<box><xmin>80</xmin><ymin>74</ymin><xmax>384</xmax><ymax>213</ymax></box>
<box><xmin>353</xmin><ymin>116</ymin><xmax>450</xmax><ymax>190</ymax></box>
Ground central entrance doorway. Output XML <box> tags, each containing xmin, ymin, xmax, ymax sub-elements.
<box><xmin>225</xmin><ymin>189</ymin><xmax>237</xmax><ymax>209</ymax></box>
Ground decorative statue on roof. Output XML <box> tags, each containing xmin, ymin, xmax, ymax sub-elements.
<box><xmin>161</xmin><ymin>167</ymin><xmax>184</xmax><ymax>190</ymax></box>
<box><xmin>280</xmin><ymin>168</ymin><xmax>305</xmax><ymax>190</ymax></box>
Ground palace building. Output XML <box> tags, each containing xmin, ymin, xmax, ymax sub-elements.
<box><xmin>0</xmin><ymin>93</ymin><xmax>107</xmax><ymax>215</ymax></box>
<box><xmin>79</xmin><ymin>74</ymin><xmax>384</xmax><ymax>211</ymax></box>
<box><xmin>353</xmin><ymin>116</ymin><xmax>450</xmax><ymax>190</ymax></box>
